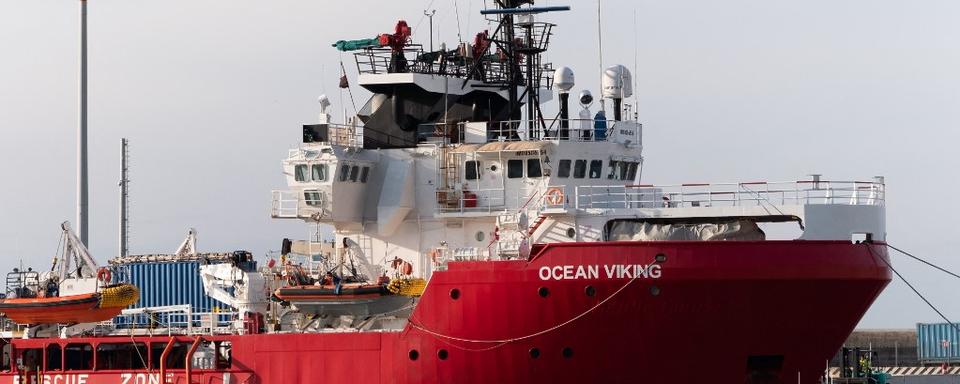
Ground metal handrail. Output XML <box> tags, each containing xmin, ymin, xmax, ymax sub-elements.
<box><xmin>574</xmin><ymin>180</ymin><xmax>885</xmax><ymax>210</ymax></box>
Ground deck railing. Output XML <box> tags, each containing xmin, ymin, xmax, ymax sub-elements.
<box><xmin>573</xmin><ymin>180</ymin><xmax>885</xmax><ymax>210</ymax></box>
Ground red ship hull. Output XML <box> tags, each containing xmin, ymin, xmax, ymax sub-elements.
<box><xmin>0</xmin><ymin>241</ymin><xmax>890</xmax><ymax>384</ymax></box>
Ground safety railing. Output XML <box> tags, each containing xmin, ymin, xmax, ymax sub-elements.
<box><xmin>271</xmin><ymin>190</ymin><xmax>326</xmax><ymax>219</ymax></box>
<box><xmin>421</xmin><ymin>119</ymin><xmax>640</xmax><ymax>145</ymax></box>
<box><xmin>326</xmin><ymin>124</ymin><xmax>363</xmax><ymax>148</ymax></box>
<box><xmin>99</xmin><ymin>306</ymin><xmax>241</xmax><ymax>336</ymax></box>
<box><xmin>574</xmin><ymin>180</ymin><xmax>885</xmax><ymax>210</ymax></box>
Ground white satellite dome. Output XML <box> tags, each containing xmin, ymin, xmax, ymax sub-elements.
<box><xmin>553</xmin><ymin>66</ymin><xmax>575</xmax><ymax>92</ymax></box>
<box><xmin>601</xmin><ymin>65</ymin><xmax>633</xmax><ymax>99</ymax></box>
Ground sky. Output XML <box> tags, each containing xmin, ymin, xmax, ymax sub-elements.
<box><xmin>1</xmin><ymin>0</ymin><xmax>959</xmax><ymax>329</ymax></box>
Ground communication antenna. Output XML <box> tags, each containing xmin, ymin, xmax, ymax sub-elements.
<box><xmin>77</xmin><ymin>0</ymin><xmax>89</xmax><ymax>246</ymax></box>
<box><xmin>596</xmin><ymin>0</ymin><xmax>604</xmax><ymax>112</ymax></box>
<box><xmin>424</xmin><ymin>9</ymin><xmax>437</xmax><ymax>51</ymax></box>
<box><xmin>119</xmin><ymin>138</ymin><xmax>130</xmax><ymax>257</ymax></box>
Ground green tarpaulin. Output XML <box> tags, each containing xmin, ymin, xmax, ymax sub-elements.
<box><xmin>332</xmin><ymin>37</ymin><xmax>381</xmax><ymax>52</ymax></box>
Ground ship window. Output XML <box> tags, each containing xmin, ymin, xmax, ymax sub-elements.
<box><xmin>46</xmin><ymin>344</ymin><xmax>62</xmax><ymax>371</ymax></box>
<box><xmin>465</xmin><ymin>161</ymin><xmax>481</xmax><ymax>180</ymax></box>
<box><xmin>339</xmin><ymin>164</ymin><xmax>350</xmax><ymax>182</ymax></box>
<box><xmin>627</xmin><ymin>162</ymin><xmax>639</xmax><ymax>181</ymax></box>
<box><xmin>349</xmin><ymin>165</ymin><xmax>359</xmax><ymax>182</ymax></box>
<box><xmin>360</xmin><ymin>167</ymin><xmax>370</xmax><ymax>183</ymax></box>
<box><xmin>589</xmin><ymin>160</ymin><xmax>602</xmax><ymax>179</ymax></box>
<box><xmin>527</xmin><ymin>159</ymin><xmax>543</xmax><ymax>178</ymax></box>
<box><xmin>294</xmin><ymin>164</ymin><xmax>308</xmax><ymax>182</ymax></box>
<box><xmin>620</xmin><ymin>162</ymin><xmax>630</xmax><ymax>180</ymax></box>
<box><xmin>96</xmin><ymin>343</ymin><xmax>147</xmax><ymax>370</ymax></box>
<box><xmin>304</xmin><ymin>190</ymin><xmax>322</xmax><ymax>206</ymax></box>
<box><xmin>1</xmin><ymin>343</ymin><xmax>11</xmax><ymax>372</ymax></box>
<box><xmin>557</xmin><ymin>160</ymin><xmax>571</xmax><ymax>178</ymax></box>
<box><xmin>151</xmin><ymin>342</ymin><xmax>188</xmax><ymax>370</ymax></box>
<box><xmin>507</xmin><ymin>159</ymin><xmax>524</xmax><ymax>179</ymax></box>
<box><xmin>607</xmin><ymin>161</ymin><xmax>619</xmax><ymax>179</ymax></box>
<box><xmin>64</xmin><ymin>343</ymin><xmax>93</xmax><ymax>371</ymax></box>
<box><xmin>20</xmin><ymin>348</ymin><xmax>42</xmax><ymax>373</ymax></box>
<box><xmin>215</xmin><ymin>341</ymin><xmax>232</xmax><ymax>369</ymax></box>
<box><xmin>573</xmin><ymin>160</ymin><xmax>587</xmax><ymax>179</ymax></box>
<box><xmin>315</xmin><ymin>164</ymin><xmax>328</xmax><ymax>181</ymax></box>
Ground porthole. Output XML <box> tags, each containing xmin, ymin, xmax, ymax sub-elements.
<box><xmin>655</xmin><ymin>253</ymin><xmax>667</xmax><ymax>263</ymax></box>
<box><xmin>489</xmin><ymin>164</ymin><xmax>499</xmax><ymax>172</ymax></box>
<box><xmin>409</xmin><ymin>350</ymin><xmax>419</xmax><ymax>361</ymax></box>
<box><xmin>475</xmin><ymin>231</ymin><xmax>485</xmax><ymax>242</ymax></box>
<box><xmin>566</xmin><ymin>228</ymin><xmax>576</xmax><ymax>238</ymax></box>
<box><xmin>584</xmin><ymin>285</ymin><xmax>596</xmax><ymax>297</ymax></box>
<box><xmin>538</xmin><ymin>287</ymin><xmax>550</xmax><ymax>298</ymax></box>
<box><xmin>650</xmin><ymin>286</ymin><xmax>661</xmax><ymax>296</ymax></box>
<box><xmin>450</xmin><ymin>288</ymin><xmax>461</xmax><ymax>300</ymax></box>
<box><xmin>437</xmin><ymin>349</ymin><xmax>449</xmax><ymax>360</ymax></box>
<box><xmin>562</xmin><ymin>347</ymin><xmax>574</xmax><ymax>359</ymax></box>
<box><xmin>529</xmin><ymin>348</ymin><xmax>541</xmax><ymax>359</ymax></box>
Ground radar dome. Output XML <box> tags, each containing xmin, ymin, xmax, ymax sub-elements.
<box><xmin>553</xmin><ymin>66</ymin><xmax>575</xmax><ymax>92</ymax></box>
<box><xmin>601</xmin><ymin>65</ymin><xmax>633</xmax><ymax>99</ymax></box>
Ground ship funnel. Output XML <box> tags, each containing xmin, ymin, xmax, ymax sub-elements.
<box><xmin>602</xmin><ymin>65</ymin><xmax>633</xmax><ymax>120</ymax></box>
<box><xmin>554</xmin><ymin>67</ymin><xmax>575</xmax><ymax>138</ymax></box>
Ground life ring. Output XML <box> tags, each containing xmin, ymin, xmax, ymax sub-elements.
<box><xmin>545</xmin><ymin>187</ymin><xmax>564</xmax><ymax>205</ymax></box>
<box><xmin>96</xmin><ymin>268</ymin><xmax>112</xmax><ymax>283</ymax></box>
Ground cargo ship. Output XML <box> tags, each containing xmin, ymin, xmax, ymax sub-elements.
<box><xmin>0</xmin><ymin>1</ymin><xmax>891</xmax><ymax>383</ymax></box>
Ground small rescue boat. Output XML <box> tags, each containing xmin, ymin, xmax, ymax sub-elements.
<box><xmin>0</xmin><ymin>283</ymin><xmax>139</xmax><ymax>325</ymax></box>
<box><xmin>0</xmin><ymin>222</ymin><xmax>140</xmax><ymax>325</ymax></box>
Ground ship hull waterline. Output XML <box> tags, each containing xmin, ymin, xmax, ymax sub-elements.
<box><xmin>0</xmin><ymin>240</ymin><xmax>890</xmax><ymax>384</ymax></box>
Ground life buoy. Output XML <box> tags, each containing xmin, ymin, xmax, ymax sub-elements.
<box><xmin>96</xmin><ymin>268</ymin><xmax>112</xmax><ymax>283</ymax></box>
<box><xmin>545</xmin><ymin>187</ymin><xmax>564</xmax><ymax>205</ymax></box>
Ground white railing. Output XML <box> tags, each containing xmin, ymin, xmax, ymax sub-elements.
<box><xmin>427</xmin><ymin>119</ymin><xmax>641</xmax><ymax>144</ymax></box>
<box><xmin>98</xmin><ymin>306</ymin><xmax>241</xmax><ymax>336</ymax></box>
<box><xmin>574</xmin><ymin>180</ymin><xmax>885</xmax><ymax>210</ymax></box>
<box><xmin>325</xmin><ymin>124</ymin><xmax>364</xmax><ymax>148</ymax></box>
<box><xmin>271</xmin><ymin>189</ymin><xmax>326</xmax><ymax>219</ymax></box>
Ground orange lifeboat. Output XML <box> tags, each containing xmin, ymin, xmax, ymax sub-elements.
<box><xmin>0</xmin><ymin>282</ymin><xmax>139</xmax><ymax>325</ymax></box>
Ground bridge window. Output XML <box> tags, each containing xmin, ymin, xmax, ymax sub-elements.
<box><xmin>589</xmin><ymin>160</ymin><xmax>602</xmax><ymax>179</ymax></box>
<box><xmin>557</xmin><ymin>160</ymin><xmax>571</xmax><ymax>178</ymax></box>
<box><xmin>311</xmin><ymin>164</ymin><xmax>327</xmax><ymax>181</ymax></box>
<box><xmin>46</xmin><ymin>344</ymin><xmax>62</xmax><ymax>371</ymax></box>
<box><xmin>627</xmin><ymin>162</ymin><xmax>639</xmax><ymax>181</ymax></box>
<box><xmin>607</xmin><ymin>161</ymin><xmax>619</xmax><ymax>179</ymax></box>
<box><xmin>360</xmin><ymin>167</ymin><xmax>370</xmax><ymax>183</ymax></box>
<box><xmin>97</xmin><ymin>343</ymin><xmax>147</xmax><ymax>370</ymax></box>
<box><xmin>465</xmin><ymin>161</ymin><xmax>481</xmax><ymax>180</ymax></box>
<box><xmin>349</xmin><ymin>166</ymin><xmax>359</xmax><ymax>182</ymax></box>
<box><xmin>573</xmin><ymin>160</ymin><xmax>587</xmax><ymax>179</ymax></box>
<box><xmin>294</xmin><ymin>164</ymin><xmax>308</xmax><ymax>182</ymax></box>
<box><xmin>64</xmin><ymin>343</ymin><xmax>93</xmax><ymax>371</ymax></box>
<box><xmin>305</xmin><ymin>190</ymin><xmax>322</xmax><ymax>206</ymax></box>
<box><xmin>527</xmin><ymin>159</ymin><xmax>543</xmax><ymax>178</ymax></box>
<box><xmin>507</xmin><ymin>159</ymin><xmax>524</xmax><ymax>179</ymax></box>
<box><xmin>339</xmin><ymin>164</ymin><xmax>350</xmax><ymax>182</ymax></box>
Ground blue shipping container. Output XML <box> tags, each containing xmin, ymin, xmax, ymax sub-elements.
<box><xmin>113</xmin><ymin>261</ymin><xmax>228</xmax><ymax>327</ymax></box>
<box><xmin>917</xmin><ymin>323</ymin><xmax>960</xmax><ymax>363</ymax></box>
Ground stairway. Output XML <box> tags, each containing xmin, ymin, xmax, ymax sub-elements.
<box><xmin>526</xmin><ymin>215</ymin><xmax>547</xmax><ymax>237</ymax></box>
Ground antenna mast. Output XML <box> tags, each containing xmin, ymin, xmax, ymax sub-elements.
<box><xmin>597</xmin><ymin>0</ymin><xmax>604</xmax><ymax>112</ymax></box>
<box><xmin>77</xmin><ymin>0</ymin><xmax>89</xmax><ymax>246</ymax></box>
<box><xmin>119</xmin><ymin>138</ymin><xmax>129</xmax><ymax>257</ymax></box>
